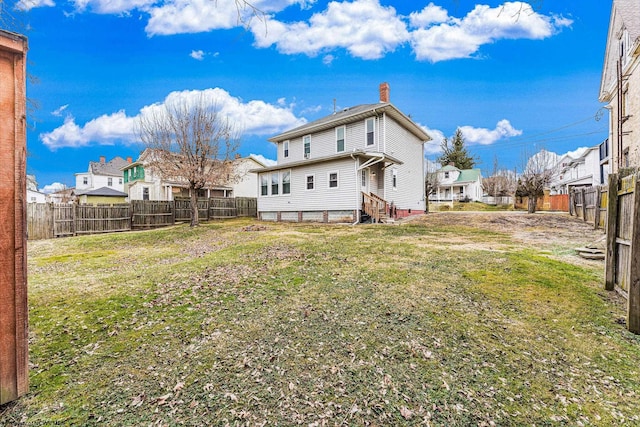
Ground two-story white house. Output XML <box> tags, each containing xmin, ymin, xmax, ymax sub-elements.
<box><xmin>254</xmin><ymin>83</ymin><xmax>431</xmax><ymax>223</ymax></box>
<box><xmin>75</xmin><ymin>156</ymin><xmax>130</xmax><ymax>193</ymax></box>
<box><xmin>549</xmin><ymin>146</ymin><xmax>608</xmax><ymax>194</ymax></box>
<box><xmin>123</xmin><ymin>149</ymin><xmax>265</xmax><ymax>201</ymax></box>
<box><xmin>430</xmin><ymin>164</ymin><xmax>483</xmax><ymax>202</ymax></box>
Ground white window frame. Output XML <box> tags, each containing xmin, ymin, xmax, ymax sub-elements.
<box><xmin>271</xmin><ymin>172</ymin><xmax>280</xmax><ymax>195</ymax></box>
<box><xmin>303</xmin><ymin>135</ymin><xmax>311</xmax><ymax>159</ymax></box>
<box><xmin>305</xmin><ymin>174</ymin><xmax>315</xmax><ymax>191</ymax></box>
<box><xmin>365</xmin><ymin>118</ymin><xmax>375</xmax><ymax>146</ymax></box>
<box><xmin>108</xmin><ymin>177</ymin><xmax>113</xmax><ymax>186</ymax></box>
<box><xmin>336</xmin><ymin>126</ymin><xmax>345</xmax><ymax>153</ymax></box>
<box><xmin>260</xmin><ymin>175</ymin><xmax>269</xmax><ymax>196</ymax></box>
<box><xmin>83</xmin><ymin>177</ymin><xmax>88</xmax><ymax>185</ymax></box>
<box><xmin>328</xmin><ymin>171</ymin><xmax>339</xmax><ymax>189</ymax></box>
<box><xmin>283</xmin><ymin>140</ymin><xmax>289</xmax><ymax>158</ymax></box>
<box><xmin>282</xmin><ymin>170</ymin><xmax>291</xmax><ymax>195</ymax></box>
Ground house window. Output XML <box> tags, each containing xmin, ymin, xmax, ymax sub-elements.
<box><xmin>143</xmin><ymin>187</ymin><xmax>150</xmax><ymax>201</ymax></box>
<box><xmin>303</xmin><ymin>135</ymin><xmax>311</xmax><ymax>159</ymax></box>
<box><xmin>306</xmin><ymin>174</ymin><xmax>315</xmax><ymax>190</ymax></box>
<box><xmin>83</xmin><ymin>177</ymin><xmax>88</xmax><ymax>185</ymax></box>
<box><xmin>392</xmin><ymin>169</ymin><xmax>397</xmax><ymax>190</ymax></box>
<box><xmin>271</xmin><ymin>172</ymin><xmax>279</xmax><ymax>195</ymax></box>
<box><xmin>444</xmin><ymin>171</ymin><xmax>449</xmax><ymax>179</ymax></box>
<box><xmin>108</xmin><ymin>177</ymin><xmax>113</xmax><ymax>186</ymax></box>
<box><xmin>283</xmin><ymin>140</ymin><xmax>289</xmax><ymax>158</ymax></box>
<box><xmin>366</xmin><ymin>118</ymin><xmax>375</xmax><ymax>146</ymax></box>
<box><xmin>328</xmin><ymin>172</ymin><xmax>338</xmax><ymax>188</ymax></box>
<box><xmin>260</xmin><ymin>175</ymin><xmax>268</xmax><ymax>196</ymax></box>
<box><xmin>624</xmin><ymin>148</ymin><xmax>630</xmax><ymax>168</ymax></box>
<box><xmin>361</xmin><ymin>170</ymin><xmax>366</xmax><ymax>187</ymax></box>
<box><xmin>282</xmin><ymin>171</ymin><xmax>291</xmax><ymax>194</ymax></box>
<box><xmin>336</xmin><ymin>126</ymin><xmax>345</xmax><ymax>152</ymax></box>
<box><xmin>119</xmin><ymin>178</ymin><xmax>123</xmax><ymax>185</ymax></box>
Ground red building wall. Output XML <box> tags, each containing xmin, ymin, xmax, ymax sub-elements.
<box><xmin>0</xmin><ymin>30</ymin><xmax>28</xmax><ymax>405</ymax></box>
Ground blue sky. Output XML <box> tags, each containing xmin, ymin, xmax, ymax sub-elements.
<box><xmin>7</xmin><ymin>0</ymin><xmax>611</xmax><ymax>191</ymax></box>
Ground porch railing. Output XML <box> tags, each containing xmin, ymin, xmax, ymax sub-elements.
<box><xmin>362</xmin><ymin>192</ymin><xmax>388</xmax><ymax>223</ymax></box>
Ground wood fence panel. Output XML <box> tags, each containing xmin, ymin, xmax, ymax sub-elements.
<box><xmin>174</xmin><ymin>197</ymin><xmax>192</xmax><ymax>222</ymax></box>
<box><xmin>605</xmin><ymin>173</ymin><xmax>640</xmax><ymax>334</ymax></box>
<box><xmin>548</xmin><ymin>194</ymin><xmax>569</xmax><ymax>212</ymax></box>
<box><xmin>54</xmin><ymin>205</ymin><xmax>75</xmax><ymax>237</ymax></box>
<box><xmin>209</xmin><ymin>197</ymin><xmax>236</xmax><ymax>218</ymax></box>
<box><xmin>598</xmin><ymin>187</ymin><xmax>608</xmax><ymax>229</ymax></box>
<box><xmin>75</xmin><ymin>204</ymin><xmax>131</xmax><ymax>235</ymax></box>
<box><xmin>235</xmin><ymin>197</ymin><xmax>257</xmax><ymax>217</ymax></box>
<box><xmin>27</xmin><ymin>203</ymin><xmax>54</xmax><ymax>240</ymax></box>
<box><xmin>131</xmin><ymin>201</ymin><xmax>174</xmax><ymax>229</ymax></box>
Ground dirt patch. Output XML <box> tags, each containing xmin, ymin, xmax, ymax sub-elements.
<box><xmin>407</xmin><ymin>211</ymin><xmax>606</xmax><ymax>266</ymax></box>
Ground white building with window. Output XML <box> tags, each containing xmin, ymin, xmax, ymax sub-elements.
<box><xmin>430</xmin><ymin>165</ymin><xmax>483</xmax><ymax>202</ymax></box>
<box><xmin>254</xmin><ymin>83</ymin><xmax>431</xmax><ymax>223</ymax></box>
<box><xmin>75</xmin><ymin>156</ymin><xmax>130</xmax><ymax>193</ymax></box>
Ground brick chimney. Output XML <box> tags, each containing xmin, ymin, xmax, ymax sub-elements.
<box><xmin>127</xmin><ymin>156</ymin><xmax>132</xmax><ymax>164</ymax></box>
<box><xmin>379</xmin><ymin>82</ymin><xmax>390</xmax><ymax>103</ymax></box>
<box><xmin>100</xmin><ymin>155</ymin><xmax>106</xmax><ymax>164</ymax></box>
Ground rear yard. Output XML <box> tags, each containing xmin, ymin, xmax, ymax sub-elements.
<box><xmin>1</xmin><ymin>212</ymin><xmax>639</xmax><ymax>426</ymax></box>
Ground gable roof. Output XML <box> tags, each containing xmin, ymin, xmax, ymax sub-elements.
<box><xmin>439</xmin><ymin>165</ymin><xmax>459</xmax><ymax>172</ymax></box>
<box><xmin>269</xmin><ymin>103</ymin><xmax>431</xmax><ymax>143</ymax></box>
<box><xmin>74</xmin><ymin>186</ymin><xmax>128</xmax><ymax>197</ymax></box>
<box><xmin>90</xmin><ymin>156</ymin><xmax>130</xmax><ymax>177</ymax></box>
<box><xmin>456</xmin><ymin>169</ymin><xmax>481</xmax><ymax>183</ymax></box>
<box><xmin>600</xmin><ymin>0</ymin><xmax>640</xmax><ymax>101</ymax></box>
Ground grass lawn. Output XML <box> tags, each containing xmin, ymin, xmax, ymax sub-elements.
<box><xmin>2</xmin><ymin>215</ymin><xmax>639</xmax><ymax>426</ymax></box>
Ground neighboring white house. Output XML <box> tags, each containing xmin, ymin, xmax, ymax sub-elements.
<box><xmin>430</xmin><ymin>165</ymin><xmax>483</xmax><ymax>202</ymax></box>
<box><xmin>600</xmin><ymin>0</ymin><xmax>640</xmax><ymax>172</ymax></box>
<box><xmin>26</xmin><ymin>175</ymin><xmax>46</xmax><ymax>203</ymax></box>
<box><xmin>254</xmin><ymin>83</ymin><xmax>431</xmax><ymax>223</ymax></box>
<box><xmin>75</xmin><ymin>156</ymin><xmax>130</xmax><ymax>193</ymax></box>
<box><xmin>548</xmin><ymin>144</ymin><xmax>610</xmax><ymax>194</ymax></box>
<box><xmin>122</xmin><ymin>149</ymin><xmax>264</xmax><ymax>201</ymax></box>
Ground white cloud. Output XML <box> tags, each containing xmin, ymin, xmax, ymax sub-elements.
<box><xmin>40</xmin><ymin>182</ymin><xmax>68</xmax><ymax>194</ymax></box>
<box><xmin>409</xmin><ymin>2</ymin><xmax>450</xmax><ymax>27</ymax></box>
<box><xmin>40</xmin><ymin>88</ymin><xmax>306</xmax><ymax>150</ymax></box>
<box><xmin>411</xmin><ymin>2</ymin><xmax>573</xmax><ymax>62</ymax></box>
<box><xmin>145</xmin><ymin>0</ymin><xmax>311</xmax><ymax>36</ymax></box>
<box><xmin>190</xmin><ymin>49</ymin><xmax>205</xmax><ymax>60</ymax></box>
<box><xmin>15</xmin><ymin>0</ymin><xmax>55</xmax><ymax>11</ymax></box>
<box><xmin>419</xmin><ymin>124</ymin><xmax>445</xmax><ymax>155</ymax></box>
<box><xmin>51</xmin><ymin>104</ymin><xmax>69</xmax><ymax>117</ymax></box>
<box><xmin>71</xmin><ymin>0</ymin><xmax>154</xmax><ymax>14</ymax></box>
<box><xmin>459</xmin><ymin>119</ymin><xmax>522</xmax><ymax>146</ymax></box>
<box><xmin>562</xmin><ymin>146</ymin><xmax>589</xmax><ymax>159</ymax></box>
<box><xmin>322</xmin><ymin>54</ymin><xmax>336</xmax><ymax>65</ymax></box>
<box><xmin>249</xmin><ymin>153</ymin><xmax>277</xmax><ymax>166</ymax></box>
<box><xmin>56</xmin><ymin>0</ymin><xmax>571</xmax><ymax>63</ymax></box>
<box><xmin>251</xmin><ymin>0</ymin><xmax>409</xmax><ymax>60</ymax></box>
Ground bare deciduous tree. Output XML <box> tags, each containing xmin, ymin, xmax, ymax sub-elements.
<box><xmin>483</xmin><ymin>156</ymin><xmax>517</xmax><ymax>203</ymax></box>
<box><xmin>137</xmin><ymin>95</ymin><xmax>241</xmax><ymax>226</ymax></box>
<box><xmin>517</xmin><ymin>149</ymin><xmax>556</xmax><ymax>214</ymax></box>
<box><xmin>424</xmin><ymin>162</ymin><xmax>440</xmax><ymax>213</ymax></box>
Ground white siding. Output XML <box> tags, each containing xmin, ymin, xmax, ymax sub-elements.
<box><xmin>276</xmin><ymin>117</ymin><xmax>384</xmax><ymax>165</ymax></box>
<box><xmin>257</xmin><ymin>158</ymin><xmax>358</xmax><ymax>212</ymax></box>
<box><xmin>383</xmin><ymin>115</ymin><xmax>426</xmax><ymax>211</ymax></box>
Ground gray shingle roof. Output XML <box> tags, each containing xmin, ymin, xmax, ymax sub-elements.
<box><xmin>74</xmin><ymin>187</ymin><xmax>128</xmax><ymax>197</ymax></box>
<box><xmin>90</xmin><ymin>157</ymin><xmax>129</xmax><ymax>177</ymax></box>
<box><xmin>269</xmin><ymin>103</ymin><xmax>431</xmax><ymax>143</ymax></box>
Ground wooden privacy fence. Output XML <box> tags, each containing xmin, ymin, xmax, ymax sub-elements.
<box><xmin>27</xmin><ymin>197</ymin><xmax>257</xmax><ymax>240</ymax></box>
<box><xmin>605</xmin><ymin>173</ymin><xmax>640</xmax><ymax>334</ymax></box>
<box><xmin>569</xmin><ymin>186</ymin><xmax>608</xmax><ymax>229</ymax></box>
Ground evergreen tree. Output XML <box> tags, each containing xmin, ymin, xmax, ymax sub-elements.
<box><xmin>438</xmin><ymin>128</ymin><xmax>476</xmax><ymax>169</ymax></box>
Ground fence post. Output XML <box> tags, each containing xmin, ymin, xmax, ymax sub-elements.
<box><xmin>580</xmin><ymin>188</ymin><xmax>587</xmax><ymax>222</ymax></box>
<box><xmin>594</xmin><ymin>186</ymin><xmax>602</xmax><ymax>230</ymax></box>
<box><xmin>605</xmin><ymin>174</ymin><xmax>619</xmax><ymax>292</ymax></box>
<box><xmin>627</xmin><ymin>174</ymin><xmax>640</xmax><ymax>333</ymax></box>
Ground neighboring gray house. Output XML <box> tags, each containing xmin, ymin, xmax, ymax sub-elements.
<box><xmin>430</xmin><ymin>165</ymin><xmax>483</xmax><ymax>202</ymax></box>
<box><xmin>255</xmin><ymin>83</ymin><xmax>431</xmax><ymax>223</ymax></box>
<box><xmin>75</xmin><ymin>156</ymin><xmax>131</xmax><ymax>193</ymax></box>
